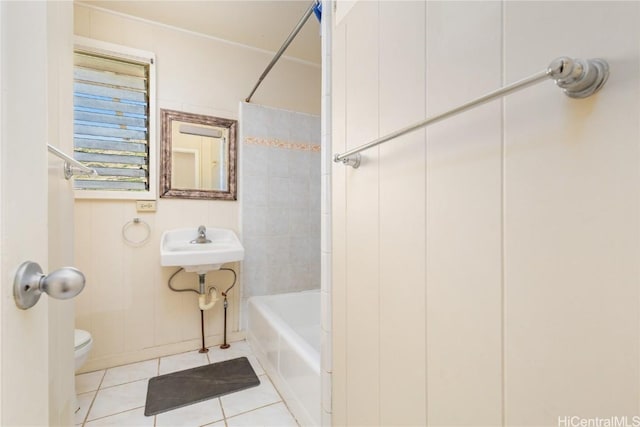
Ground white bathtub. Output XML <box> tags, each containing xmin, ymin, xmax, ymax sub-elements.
<box><xmin>246</xmin><ymin>290</ymin><xmax>321</xmax><ymax>427</ymax></box>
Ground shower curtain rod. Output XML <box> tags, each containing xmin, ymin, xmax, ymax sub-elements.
<box><xmin>334</xmin><ymin>56</ymin><xmax>610</xmax><ymax>169</ymax></box>
<box><xmin>245</xmin><ymin>0</ymin><xmax>317</xmax><ymax>103</ymax></box>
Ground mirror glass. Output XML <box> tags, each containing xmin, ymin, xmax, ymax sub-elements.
<box><xmin>160</xmin><ymin>109</ymin><xmax>237</xmax><ymax>200</ymax></box>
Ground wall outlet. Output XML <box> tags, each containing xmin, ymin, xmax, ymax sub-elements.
<box><xmin>136</xmin><ymin>200</ymin><xmax>157</xmax><ymax>212</ymax></box>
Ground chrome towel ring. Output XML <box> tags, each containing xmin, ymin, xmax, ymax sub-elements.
<box><xmin>122</xmin><ymin>217</ymin><xmax>151</xmax><ymax>246</ymax></box>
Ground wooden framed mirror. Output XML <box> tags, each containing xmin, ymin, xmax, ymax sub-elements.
<box><xmin>160</xmin><ymin>109</ymin><xmax>237</xmax><ymax>200</ymax></box>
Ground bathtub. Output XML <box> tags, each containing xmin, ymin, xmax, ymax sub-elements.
<box><xmin>246</xmin><ymin>290</ymin><xmax>321</xmax><ymax>427</ymax></box>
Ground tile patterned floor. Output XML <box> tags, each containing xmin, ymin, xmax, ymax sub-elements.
<box><xmin>75</xmin><ymin>341</ymin><xmax>298</xmax><ymax>427</ymax></box>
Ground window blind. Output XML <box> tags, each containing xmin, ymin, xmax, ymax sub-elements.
<box><xmin>73</xmin><ymin>51</ymin><xmax>150</xmax><ymax>191</ymax></box>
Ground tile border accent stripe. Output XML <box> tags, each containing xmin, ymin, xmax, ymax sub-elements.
<box><xmin>244</xmin><ymin>136</ymin><xmax>321</xmax><ymax>152</ymax></box>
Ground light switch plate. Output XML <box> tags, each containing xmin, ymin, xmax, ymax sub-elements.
<box><xmin>136</xmin><ymin>200</ymin><xmax>157</xmax><ymax>212</ymax></box>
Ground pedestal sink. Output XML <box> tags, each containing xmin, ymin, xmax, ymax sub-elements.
<box><xmin>160</xmin><ymin>227</ymin><xmax>244</xmax><ymax>274</ymax></box>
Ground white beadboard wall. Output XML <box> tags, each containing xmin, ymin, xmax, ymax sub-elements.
<box><xmin>332</xmin><ymin>1</ymin><xmax>640</xmax><ymax>426</ymax></box>
<box><xmin>73</xmin><ymin>3</ymin><xmax>320</xmax><ymax>372</ymax></box>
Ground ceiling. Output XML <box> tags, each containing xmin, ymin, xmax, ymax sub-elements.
<box><xmin>78</xmin><ymin>1</ymin><xmax>322</xmax><ymax>65</ymax></box>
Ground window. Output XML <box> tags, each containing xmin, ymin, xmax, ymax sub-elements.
<box><xmin>73</xmin><ymin>37</ymin><xmax>156</xmax><ymax>199</ymax></box>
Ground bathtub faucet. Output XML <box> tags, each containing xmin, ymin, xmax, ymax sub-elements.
<box><xmin>191</xmin><ymin>225</ymin><xmax>211</xmax><ymax>244</ymax></box>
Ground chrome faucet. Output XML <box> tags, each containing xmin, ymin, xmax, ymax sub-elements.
<box><xmin>191</xmin><ymin>225</ymin><xmax>211</xmax><ymax>244</ymax></box>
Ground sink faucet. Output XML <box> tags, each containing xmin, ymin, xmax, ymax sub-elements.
<box><xmin>191</xmin><ymin>225</ymin><xmax>211</xmax><ymax>244</ymax></box>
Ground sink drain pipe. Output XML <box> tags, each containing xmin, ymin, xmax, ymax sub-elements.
<box><xmin>167</xmin><ymin>267</ymin><xmax>237</xmax><ymax>352</ymax></box>
<box><xmin>197</xmin><ymin>274</ymin><xmax>210</xmax><ymax>353</ymax></box>
<box><xmin>167</xmin><ymin>268</ymin><xmax>212</xmax><ymax>353</ymax></box>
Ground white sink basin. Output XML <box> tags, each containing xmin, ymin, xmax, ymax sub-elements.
<box><xmin>160</xmin><ymin>227</ymin><xmax>244</xmax><ymax>274</ymax></box>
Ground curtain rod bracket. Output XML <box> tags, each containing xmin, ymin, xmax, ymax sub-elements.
<box><xmin>334</xmin><ymin>153</ymin><xmax>360</xmax><ymax>169</ymax></box>
<box><xmin>48</xmin><ymin>144</ymin><xmax>98</xmax><ymax>179</ymax></box>
<box><xmin>548</xmin><ymin>57</ymin><xmax>609</xmax><ymax>99</ymax></box>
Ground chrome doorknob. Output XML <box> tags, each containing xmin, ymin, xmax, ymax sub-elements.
<box><xmin>13</xmin><ymin>261</ymin><xmax>86</xmax><ymax>310</ymax></box>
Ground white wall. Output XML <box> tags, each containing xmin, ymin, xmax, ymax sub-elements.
<box><xmin>73</xmin><ymin>3</ymin><xmax>321</xmax><ymax>371</ymax></box>
<box><xmin>332</xmin><ymin>1</ymin><xmax>640</xmax><ymax>425</ymax></box>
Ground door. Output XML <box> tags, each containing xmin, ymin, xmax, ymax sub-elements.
<box><xmin>0</xmin><ymin>1</ymin><xmax>74</xmax><ymax>425</ymax></box>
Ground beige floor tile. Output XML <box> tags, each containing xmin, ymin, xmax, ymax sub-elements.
<box><xmin>74</xmin><ymin>391</ymin><xmax>96</xmax><ymax>425</ymax></box>
<box><xmin>87</xmin><ymin>379</ymin><xmax>148</xmax><ymax>421</ymax></box>
<box><xmin>101</xmin><ymin>359</ymin><xmax>158</xmax><ymax>388</ymax></box>
<box><xmin>220</xmin><ymin>375</ymin><xmax>280</xmax><ymax>418</ymax></box>
<box><xmin>75</xmin><ymin>370</ymin><xmax>105</xmax><ymax>394</ymax></box>
<box><xmin>84</xmin><ymin>407</ymin><xmax>153</xmax><ymax>427</ymax></box>
<box><xmin>226</xmin><ymin>402</ymin><xmax>298</xmax><ymax>427</ymax></box>
<box><xmin>75</xmin><ymin>340</ymin><xmax>299</xmax><ymax>426</ymax></box>
<box><xmin>159</xmin><ymin>350</ymin><xmax>209</xmax><ymax>375</ymax></box>
<box><xmin>155</xmin><ymin>398</ymin><xmax>223</xmax><ymax>427</ymax></box>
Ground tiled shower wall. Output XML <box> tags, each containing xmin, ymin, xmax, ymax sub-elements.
<box><xmin>240</xmin><ymin>102</ymin><xmax>321</xmax><ymax>307</ymax></box>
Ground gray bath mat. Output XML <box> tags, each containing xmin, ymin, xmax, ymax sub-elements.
<box><xmin>144</xmin><ymin>356</ymin><xmax>260</xmax><ymax>416</ymax></box>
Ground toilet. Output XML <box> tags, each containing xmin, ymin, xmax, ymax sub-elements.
<box><xmin>74</xmin><ymin>329</ymin><xmax>93</xmax><ymax>412</ymax></box>
<box><xmin>74</xmin><ymin>329</ymin><xmax>93</xmax><ymax>371</ymax></box>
